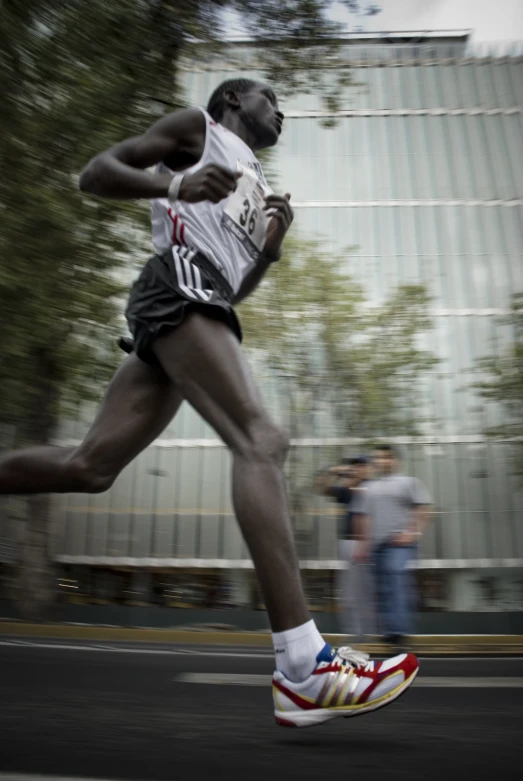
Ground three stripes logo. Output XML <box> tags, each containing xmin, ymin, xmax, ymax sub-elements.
<box><xmin>172</xmin><ymin>247</ymin><xmax>214</xmax><ymax>303</ymax></box>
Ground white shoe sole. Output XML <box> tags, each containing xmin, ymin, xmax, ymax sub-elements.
<box><xmin>274</xmin><ymin>667</ymin><xmax>419</xmax><ymax>728</ymax></box>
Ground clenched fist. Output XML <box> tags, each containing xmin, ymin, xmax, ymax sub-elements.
<box><xmin>177</xmin><ymin>164</ymin><xmax>241</xmax><ymax>204</ymax></box>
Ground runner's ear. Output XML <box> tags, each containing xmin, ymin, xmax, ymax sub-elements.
<box><xmin>224</xmin><ymin>90</ymin><xmax>241</xmax><ymax>110</ymax></box>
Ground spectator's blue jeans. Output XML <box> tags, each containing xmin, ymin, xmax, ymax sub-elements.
<box><xmin>373</xmin><ymin>543</ymin><xmax>417</xmax><ymax>638</ymax></box>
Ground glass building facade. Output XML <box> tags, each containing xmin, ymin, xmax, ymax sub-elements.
<box><xmin>43</xmin><ymin>35</ymin><xmax>523</xmax><ymax>611</ymax></box>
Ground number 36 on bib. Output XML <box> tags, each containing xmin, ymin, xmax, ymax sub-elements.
<box><xmin>222</xmin><ymin>163</ymin><xmax>272</xmax><ymax>261</ymax></box>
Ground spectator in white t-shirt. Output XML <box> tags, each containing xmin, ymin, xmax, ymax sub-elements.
<box><xmin>352</xmin><ymin>444</ymin><xmax>432</xmax><ymax>650</ymax></box>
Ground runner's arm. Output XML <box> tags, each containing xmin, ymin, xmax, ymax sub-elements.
<box><xmin>79</xmin><ymin>108</ymin><xmax>203</xmax><ymax>199</ymax></box>
<box><xmin>79</xmin><ymin>109</ymin><xmax>239</xmax><ymax>203</ymax></box>
<box><xmin>235</xmin><ymin>194</ymin><xmax>294</xmax><ymax>303</ymax></box>
<box><xmin>234</xmin><ymin>256</ymin><xmax>275</xmax><ymax>305</ymax></box>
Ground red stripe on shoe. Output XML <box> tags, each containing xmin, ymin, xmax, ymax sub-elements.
<box><xmin>312</xmin><ymin>664</ymin><xmax>341</xmax><ymax>675</ymax></box>
<box><xmin>355</xmin><ymin>659</ymin><xmax>415</xmax><ymax>705</ymax></box>
<box><xmin>355</xmin><ymin>675</ymin><xmax>382</xmax><ymax>705</ymax></box>
<box><xmin>273</xmin><ymin>680</ymin><xmax>318</xmax><ymax>711</ymax></box>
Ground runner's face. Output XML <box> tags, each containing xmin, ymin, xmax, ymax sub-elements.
<box><xmin>240</xmin><ymin>84</ymin><xmax>283</xmax><ymax>148</ymax></box>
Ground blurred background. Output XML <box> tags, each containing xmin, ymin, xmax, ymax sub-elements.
<box><xmin>0</xmin><ymin>0</ymin><xmax>522</xmax><ymax>632</ymax></box>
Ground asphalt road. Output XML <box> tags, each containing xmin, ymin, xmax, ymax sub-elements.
<box><xmin>1</xmin><ymin>638</ymin><xmax>522</xmax><ymax>781</ymax></box>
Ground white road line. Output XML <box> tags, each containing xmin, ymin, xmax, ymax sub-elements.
<box><xmin>0</xmin><ymin>640</ymin><xmax>274</xmax><ymax>658</ymax></box>
<box><xmin>0</xmin><ymin>640</ymin><xmax>178</xmax><ymax>656</ymax></box>
<box><xmin>0</xmin><ymin>640</ymin><xmax>521</xmax><ymax>662</ymax></box>
<box><xmin>176</xmin><ymin>673</ymin><xmax>523</xmax><ymax>688</ymax></box>
<box><xmin>0</xmin><ymin>776</ymin><xmax>118</xmax><ymax>781</ymax></box>
<box><xmin>414</xmin><ymin>677</ymin><xmax>523</xmax><ymax>687</ymax></box>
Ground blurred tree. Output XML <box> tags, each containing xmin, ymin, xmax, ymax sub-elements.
<box><xmin>0</xmin><ymin>1</ymin><xmax>377</xmax><ymax>617</ymax></box>
<box><xmin>239</xmin><ymin>236</ymin><xmax>438</xmax><ymax>550</ymax></box>
<box><xmin>240</xmin><ymin>236</ymin><xmax>438</xmax><ymax>438</ymax></box>
<box><xmin>470</xmin><ymin>294</ymin><xmax>523</xmax><ymax>483</ymax></box>
<box><xmin>0</xmin><ymin>0</ymin><xmax>173</xmax><ymax>618</ymax></box>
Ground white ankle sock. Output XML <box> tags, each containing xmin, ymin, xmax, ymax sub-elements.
<box><xmin>272</xmin><ymin>619</ymin><xmax>325</xmax><ymax>682</ymax></box>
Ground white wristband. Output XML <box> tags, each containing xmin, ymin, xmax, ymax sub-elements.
<box><xmin>168</xmin><ymin>173</ymin><xmax>185</xmax><ymax>205</ymax></box>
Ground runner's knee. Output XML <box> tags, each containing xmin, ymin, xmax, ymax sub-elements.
<box><xmin>238</xmin><ymin>418</ymin><xmax>289</xmax><ymax>466</ymax></box>
<box><xmin>67</xmin><ymin>448</ymin><xmax>118</xmax><ymax>494</ymax></box>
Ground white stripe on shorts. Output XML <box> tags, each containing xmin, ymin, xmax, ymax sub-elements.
<box><xmin>172</xmin><ymin>246</ymin><xmax>213</xmax><ymax>302</ymax></box>
<box><xmin>173</xmin><ymin>248</ymin><xmax>199</xmax><ymax>300</ymax></box>
<box><xmin>191</xmin><ymin>264</ymin><xmax>213</xmax><ymax>302</ymax></box>
<box><xmin>182</xmin><ymin>256</ymin><xmax>195</xmax><ymax>288</ymax></box>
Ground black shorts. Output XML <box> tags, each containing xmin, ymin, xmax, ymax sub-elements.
<box><xmin>121</xmin><ymin>246</ymin><xmax>242</xmax><ymax>364</ymax></box>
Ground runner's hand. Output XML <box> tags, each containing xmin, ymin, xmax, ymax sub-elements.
<box><xmin>262</xmin><ymin>193</ymin><xmax>293</xmax><ymax>260</ymax></box>
<box><xmin>178</xmin><ymin>164</ymin><xmax>242</xmax><ymax>204</ymax></box>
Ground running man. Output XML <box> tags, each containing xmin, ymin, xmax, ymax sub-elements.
<box><xmin>0</xmin><ymin>79</ymin><xmax>419</xmax><ymax>727</ymax></box>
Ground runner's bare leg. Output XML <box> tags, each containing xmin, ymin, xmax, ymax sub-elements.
<box><xmin>0</xmin><ymin>314</ymin><xmax>309</xmax><ymax>632</ymax></box>
<box><xmin>153</xmin><ymin>312</ymin><xmax>310</xmax><ymax>632</ymax></box>
<box><xmin>0</xmin><ymin>355</ymin><xmax>182</xmax><ymax>494</ymax></box>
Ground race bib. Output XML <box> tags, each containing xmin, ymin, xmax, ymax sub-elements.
<box><xmin>222</xmin><ymin>162</ymin><xmax>272</xmax><ymax>260</ymax></box>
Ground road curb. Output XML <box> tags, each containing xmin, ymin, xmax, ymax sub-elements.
<box><xmin>1</xmin><ymin>622</ymin><xmax>523</xmax><ymax>654</ymax></box>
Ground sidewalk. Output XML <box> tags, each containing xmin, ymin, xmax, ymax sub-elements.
<box><xmin>1</xmin><ymin>621</ymin><xmax>522</xmax><ymax>655</ymax></box>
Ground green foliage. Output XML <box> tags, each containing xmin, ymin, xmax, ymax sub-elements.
<box><xmin>0</xmin><ymin>0</ymin><xmax>368</xmax><ymax>444</ymax></box>
<box><xmin>0</xmin><ymin>1</ymin><xmax>186</xmax><ymax>441</ymax></box>
<box><xmin>0</xmin><ymin>0</ymin><xmax>379</xmax><ymax>613</ymax></box>
<box><xmin>239</xmin><ymin>234</ymin><xmax>437</xmax><ymax>545</ymax></box>
<box><xmin>230</xmin><ymin>0</ymin><xmax>362</xmax><ymax>114</ymax></box>
<box><xmin>470</xmin><ymin>294</ymin><xmax>523</xmax><ymax>480</ymax></box>
<box><xmin>240</xmin><ymin>235</ymin><xmax>439</xmax><ymax>439</ymax></box>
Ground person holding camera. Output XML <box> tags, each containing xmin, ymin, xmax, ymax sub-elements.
<box><xmin>315</xmin><ymin>456</ymin><xmax>376</xmax><ymax>640</ymax></box>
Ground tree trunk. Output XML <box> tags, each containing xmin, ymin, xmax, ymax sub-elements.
<box><xmin>13</xmin><ymin>350</ymin><xmax>59</xmax><ymax>622</ymax></box>
<box><xmin>14</xmin><ymin>495</ymin><xmax>56</xmax><ymax>621</ymax></box>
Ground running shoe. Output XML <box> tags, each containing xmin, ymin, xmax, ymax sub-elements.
<box><xmin>273</xmin><ymin>643</ymin><xmax>419</xmax><ymax>728</ymax></box>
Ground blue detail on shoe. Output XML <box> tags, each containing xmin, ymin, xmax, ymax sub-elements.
<box><xmin>316</xmin><ymin>643</ymin><xmax>336</xmax><ymax>664</ymax></box>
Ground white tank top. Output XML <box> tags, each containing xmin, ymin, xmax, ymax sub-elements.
<box><xmin>151</xmin><ymin>108</ymin><xmax>272</xmax><ymax>294</ymax></box>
